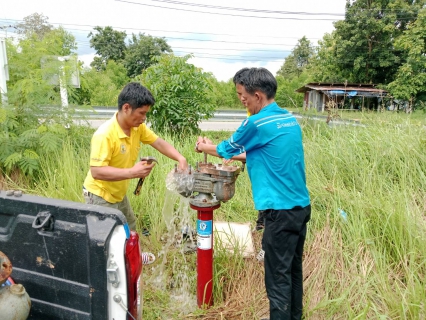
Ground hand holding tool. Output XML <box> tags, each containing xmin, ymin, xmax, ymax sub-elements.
<box><xmin>133</xmin><ymin>156</ymin><xmax>158</xmax><ymax>196</ymax></box>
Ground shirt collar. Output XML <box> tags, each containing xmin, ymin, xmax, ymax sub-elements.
<box><xmin>113</xmin><ymin>112</ymin><xmax>129</xmax><ymax>139</ymax></box>
<box><xmin>259</xmin><ymin>101</ymin><xmax>277</xmax><ymax>113</ymax></box>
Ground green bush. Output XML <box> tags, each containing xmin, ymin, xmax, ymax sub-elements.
<box><xmin>139</xmin><ymin>54</ymin><xmax>215</xmax><ymax>136</ymax></box>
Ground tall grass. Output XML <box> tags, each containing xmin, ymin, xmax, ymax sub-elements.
<box><xmin>25</xmin><ymin>119</ymin><xmax>426</xmax><ymax>319</ymax></box>
<box><xmin>302</xmin><ymin>119</ymin><xmax>426</xmax><ymax>319</ymax></box>
<box><xmin>34</xmin><ymin>138</ymin><xmax>90</xmax><ymax>201</ymax></box>
<box><xmin>286</xmin><ymin>106</ymin><xmax>426</xmax><ymax>125</ymax></box>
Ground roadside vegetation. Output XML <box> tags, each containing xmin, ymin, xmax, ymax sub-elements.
<box><xmin>1</xmin><ymin>5</ymin><xmax>425</xmax><ymax>319</ymax></box>
<box><xmin>1</xmin><ymin>117</ymin><xmax>425</xmax><ymax>319</ymax></box>
<box><xmin>286</xmin><ymin>106</ymin><xmax>426</xmax><ymax>126</ymax></box>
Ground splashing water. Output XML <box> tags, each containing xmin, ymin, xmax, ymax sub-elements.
<box><xmin>147</xmin><ymin>169</ymin><xmax>197</xmax><ymax>315</ymax></box>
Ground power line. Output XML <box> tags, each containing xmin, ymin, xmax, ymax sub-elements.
<box><xmin>115</xmin><ymin>0</ymin><xmax>342</xmax><ymax>21</ymax></box>
<box><xmin>172</xmin><ymin>51</ymin><xmax>286</xmax><ymax>60</ymax></box>
<box><xmin>147</xmin><ymin>0</ymin><xmax>425</xmax><ymax>15</ymax></box>
<box><xmin>0</xmin><ymin>18</ymin><xmax>323</xmax><ymax>41</ymax></box>
<box><xmin>72</xmin><ymin>37</ymin><xmax>401</xmax><ymax>56</ymax></box>
<box><xmin>12</xmin><ymin>33</ymin><xmax>402</xmax><ymax>61</ymax></box>
<box><xmin>76</xmin><ymin>40</ymin><xmax>295</xmax><ymax>52</ymax></box>
<box><xmin>74</xmin><ymin>41</ymin><xmax>405</xmax><ymax>63</ymax></box>
<box><xmin>173</xmin><ymin>55</ymin><xmax>285</xmax><ymax>63</ymax></box>
<box><xmin>0</xmin><ymin>25</ymin><xmax>16</xmax><ymax>29</ymax></box>
<box><xmin>1</xmin><ymin>14</ymin><xmax>414</xmax><ymax>65</ymax></box>
<box><xmin>2</xmin><ymin>22</ymin><xmax>405</xmax><ymax>60</ymax></box>
<box><xmin>115</xmin><ymin>0</ymin><xmax>424</xmax><ymax>21</ymax></box>
<box><xmin>144</xmin><ymin>0</ymin><xmax>345</xmax><ymax>16</ymax></box>
<box><xmin>1</xmin><ymin>18</ymin><xmax>408</xmax><ymax>51</ymax></box>
<box><xmin>77</xmin><ymin>38</ymin><xmax>304</xmax><ymax>48</ymax></box>
<box><xmin>149</xmin><ymin>46</ymin><xmax>292</xmax><ymax>53</ymax></box>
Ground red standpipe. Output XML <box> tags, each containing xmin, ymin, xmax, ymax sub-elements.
<box><xmin>190</xmin><ymin>203</ymin><xmax>220</xmax><ymax>308</ymax></box>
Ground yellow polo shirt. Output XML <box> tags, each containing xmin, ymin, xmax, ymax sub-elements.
<box><xmin>84</xmin><ymin>113</ymin><xmax>158</xmax><ymax>203</ymax></box>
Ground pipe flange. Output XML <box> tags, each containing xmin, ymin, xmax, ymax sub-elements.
<box><xmin>189</xmin><ymin>192</ymin><xmax>220</xmax><ymax>208</ymax></box>
<box><xmin>189</xmin><ymin>199</ymin><xmax>220</xmax><ymax>207</ymax></box>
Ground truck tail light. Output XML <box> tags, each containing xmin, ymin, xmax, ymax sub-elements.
<box><xmin>125</xmin><ymin>230</ymin><xmax>142</xmax><ymax>320</ymax></box>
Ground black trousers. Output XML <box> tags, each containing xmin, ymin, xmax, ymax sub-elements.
<box><xmin>256</xmin><ymin>210</ymin><xmax>266</xmax><ymax>231</ymax></box>
<box><xmin>262</xmin><ymin>205</ymin><xmax>311</xmax><ymax>320</ymax></box>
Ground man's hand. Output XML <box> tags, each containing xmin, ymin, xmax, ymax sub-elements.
<box><xmin>195</xmin><ymin>136</ymin><xmax>203</xmax><ymax>153</ymax></box>
<box><xmin>195</xmin><ymin>136</ymin><xmax>214</xmax><ymax>153</ymax></box>
<box><xmin>202</xmin><ymin>136</ymin><xmax>213</xmax><ymax>145</ymax></box>
<box><xmin>177</xmin><ymin>156</ymin><xmax>189</xmax><ymax>172</ymax></box>
<box><xmin>223</xmin><ymin>158</ymin><xmax>235</xmax><ymax>165</ymax></box>
<box><xmin>131</xmin><ymin>160</ymin><xmax>156</xmax><ymax>179</ymax></box>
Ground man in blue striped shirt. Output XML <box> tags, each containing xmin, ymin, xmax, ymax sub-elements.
<box><xmin>195</xmin><ymin>67</ymin><xmax>311</xmax><ymax>320</ymax></box>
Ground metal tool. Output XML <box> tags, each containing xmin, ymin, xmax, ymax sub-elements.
<box><xmin>133</xmin><ymin>156</ymin><xmax>158</xmax><ymax>196</ymax></box>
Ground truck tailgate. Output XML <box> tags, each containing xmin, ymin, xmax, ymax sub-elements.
<box><xmin>0</xmin><ymin>192</ymin><xmax>127</xmax><ymax>320</ymax></box>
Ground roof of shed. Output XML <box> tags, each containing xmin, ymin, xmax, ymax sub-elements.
<box><xmin>295</xmin><ymin>83</ymin><xmax>388</xmax><ymax>95</ymax></box>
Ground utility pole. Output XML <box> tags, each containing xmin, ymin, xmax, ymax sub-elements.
<box><xmin>0</xmin><ymin>26</ymin><xmax>12</xmax><ymax>104</ymax></box>
<box><xmin>57</xmin><ymin>56</ymin><xmax>69</xmax><ymax>108</ymax></box>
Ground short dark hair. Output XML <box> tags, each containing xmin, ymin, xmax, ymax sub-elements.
<box><xmin>118</xmin><ymin>82</ymin><xmax>155</xmax><ymax>111</ymax></box>
<box><xmin>232</xmin><ymin>67</ymin><xmax>277</xmax><ymax>99</ymax></box>
<box><xmin>232</xmin><ymin>68</ymin><xmax>250</xmax><ymax>85</ymax></box>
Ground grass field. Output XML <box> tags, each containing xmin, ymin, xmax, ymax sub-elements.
<box><xmin>287</xmin><ymin>106</ymin><xmax>426</xmax><ymax>125</ymax></box>
<box><xmin>3</xmin><ymin>113</ymin><xmax>425</xmax><ymax>319</ymax></box>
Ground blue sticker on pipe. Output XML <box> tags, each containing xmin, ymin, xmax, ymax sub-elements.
<box><xmin>197</xmin><ymin>220</ymin><xmax>212</xmax><ymax>236</ymax></box>
<box><xmin>197</xmin><ymin>220</ymin><xmax>212</xmax><ymax>250</ymax></box>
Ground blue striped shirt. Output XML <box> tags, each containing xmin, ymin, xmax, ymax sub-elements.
<box><xmin>216</xmin><ymin>102</ymin><xmax>310</xmax><ymax>210</ymax></box>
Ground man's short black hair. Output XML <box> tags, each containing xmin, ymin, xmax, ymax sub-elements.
<box><xmin>118</xmin><ymin>82</ymin><xmax>155</xmax><ymax>111</ymax></box>
<box><xmin>232</xmin><ymin>67</ymin><xmax>277</xmax><ymax>100</ymax></box>
<box><xmin>232</xmin><ymin>67</ymin><xmax>250</xmax><ymax>86</ymax></box>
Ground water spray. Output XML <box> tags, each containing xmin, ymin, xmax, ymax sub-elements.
<box><xmin>187</xmin><ymin>152</ymin><xmax>241</xmax><ymax>308</ymax></box>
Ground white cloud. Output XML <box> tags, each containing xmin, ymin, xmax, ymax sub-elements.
<box><xmin>78</xmin><ymin>53</ymin><xmax>96</xmax><ymax>69</ymax></box>
<box><xmin>0</xmin><ymin>0</ymin><xmax>346</xmax><ymax>81</ymax></box>
<box><xmin>187</xmin><ymin>56</ymin><xmax>284</xmax><ymax>82</ymax></box>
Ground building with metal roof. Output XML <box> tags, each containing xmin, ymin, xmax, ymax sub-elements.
<box><xmin>295</xmin><ymin>83</ymin><xmax>388</xmax><ymax>112</ymax></box>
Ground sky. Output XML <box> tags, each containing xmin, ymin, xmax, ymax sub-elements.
<box><xmin>0</xmin><ymin>0</ymin><xmax>347</xmax><ymax>82</ymax></box>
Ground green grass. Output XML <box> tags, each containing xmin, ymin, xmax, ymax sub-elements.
<box><xmin>286</xmin><ymin>106</ymin><xmax>426</xmax><ymax>125</ymax></box>
<box><xmin>8</xmin><ymin>116</ymin><xmax>426</xmax><ymax>319</ymax></box>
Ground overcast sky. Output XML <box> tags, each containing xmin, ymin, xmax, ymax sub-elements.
<box><xmin>0</xmin><ymin>0</ymin><xmax>346</xmax><ymax>81</ymax></box>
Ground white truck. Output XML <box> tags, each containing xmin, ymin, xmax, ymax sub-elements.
<box><xmin>0</xmin><ymin>191</ymin><xmax>143</xmax><ymax>319</ymax></box>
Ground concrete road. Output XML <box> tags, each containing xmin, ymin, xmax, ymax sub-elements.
<box><xmin>76</xmin><ymin>113</ymin><xmax>360</xmax><ymax>132</ymax></box>
<box><xmin>78</xmin><ymin>119</ymin><xmax>243</xmax><ymax>131</ymax></box>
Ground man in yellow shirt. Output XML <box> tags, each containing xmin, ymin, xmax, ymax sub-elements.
<box><xmin>83</xmin><ymin>82</ymin><xmax>188</xmax><ymax>233</ymax></box>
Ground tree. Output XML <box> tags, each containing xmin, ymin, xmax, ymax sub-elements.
<box><xmin>45</xmin><ymin>27</ymin><xmax>77</xmax><ymax>56</ymax></box>
<box><xmin>387</xmin><ymin>7</ymin><xmax>426</xmax><ymax>109</ymax></box>
<box><xmin>1</xmin><ymin>28</ymin><xmax>79</xmax><ymax>176</ymax></box>
<box><xmin>323</xmin><ymin>0</ymin><xmax>426</xmax><ymax>84</ymax></box>
<box><xmin>333</xmin><ymin>0</ymin><xmax>396</xmax><ymax>83</ymax></box>
<box><xmin>103</xmin><ymin>60</ymin><xmax>130</xmax><ymax>89</ymax></box>
<box><xmin>275</xmin><ymin>36</ymin><xmax>314</xmax><ymax>108</ymax></box>
<box><xmin>88</xmin><ymin>26</ymin><xmax>127</xmax><ymax>71</ymax></box>
<box><xmin>140</xmin><ymin>54</ymin><xmax>215</xmax><ymax>135</ymax></box>
<box><xmin>276</xmin><ymin>72</ymin><xmax>312</xmax><ymax>109</ymax></box>
<box><xmin>277</xmin><ymin>54</ymin><xmax>298</xmax><ymax>79</ymax></box>
<box><xmin>7</xmin><ymin>27</ymin><xmax>77</xmax><ymax>106</ymax></box>
<box><xmin>16</xmin><ymin>13</ymin><xmax>53</xmax><ymax>39</ymax></box>
<box><xmin>309</xmin><ymin>0</ymin><xmax>426</xmax><ymax>85</ymax></box>
<box><xmin>293</xmin><ymin>37</ymin><xmax>315</xmax><ymax>71</ymax></box>
<box><xmin>277</xmin><ymin>36</ymin><xmax>315</xmax><ymax>79</ymax></box>
<box><xmin>78</xmin><ymin>60</ymin><xmax>129</xmax><ymax>107</ymax></box>
<box><xmin>208</xmin><ymin>77</ymin><xmax>241</xmax><ymax>109</ymax></box>
<box><xmin>124</xmin><ymin>33</ymin><xmax>172</xmax><ymax>78</ymax></box>
<box><xmin>310</xmin><ymin>31</ymin><xmax>344</xmax><ymax>83</ymax></box>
